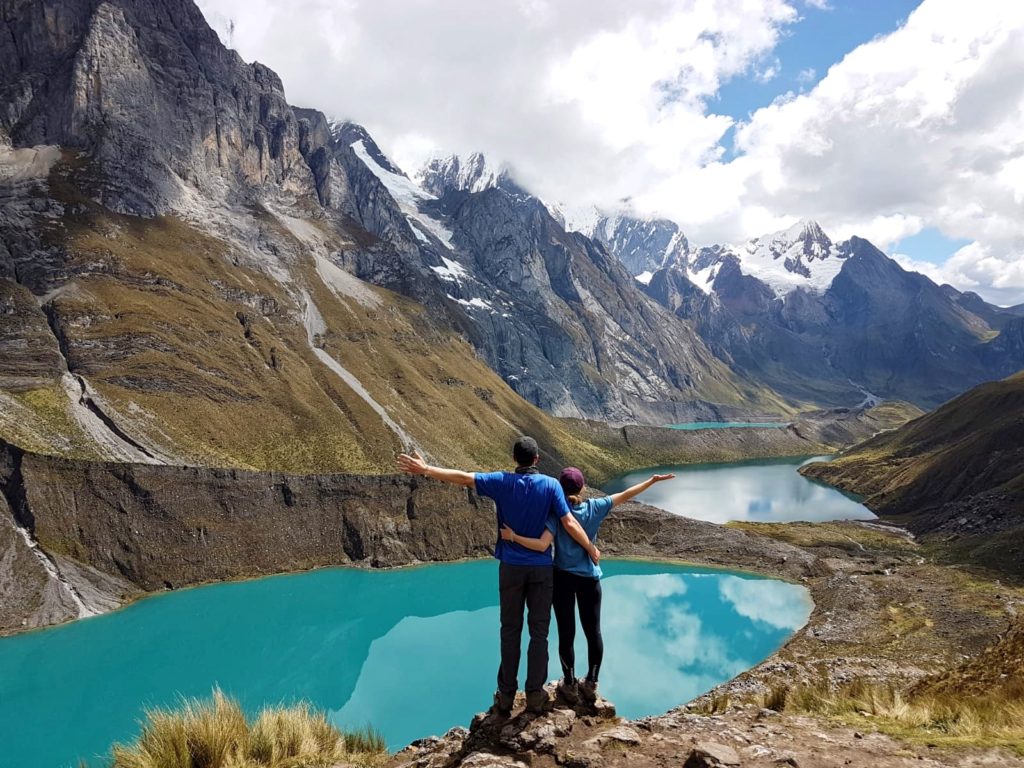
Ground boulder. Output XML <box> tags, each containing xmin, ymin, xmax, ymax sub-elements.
<box><xmin>683</xmin><ymin>741</ymin><xmax>742</xmax><ymax>768</ymax></box>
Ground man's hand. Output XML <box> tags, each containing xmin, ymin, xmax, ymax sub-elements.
<box><xmin>588</xmin><ymin>545</ymin><xmax>601</xmax><ymax>565</ymax></box>
<box><xmin>397</xmin><ymin>450</ymin><xmax>429</xmax><ymax>476</ymax></box>
<box><xmin>651</xmin><ymin>473</ymin><xmax>676</xmax><ymax>483</ymax></box>
<box><xmin>500</xmin><ymin>524</ymin><xmax>516</xmax><ymax>542</ymax></box>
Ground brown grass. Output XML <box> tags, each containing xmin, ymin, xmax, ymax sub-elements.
<box><xmin>109</xmin><ymin>689</ymin><xmax>386</xmax><ymax>768</ymax></box>
<box><xmin>757</xmin><ymin>677</ymin><xmax>1024</xmax><ymax>753</ymax></box>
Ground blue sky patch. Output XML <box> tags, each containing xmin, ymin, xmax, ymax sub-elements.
<box><xmin>713</xmin><ymin>1</ymin><xmax>923</xmax><ymax>129</ymax></box>
<box><xmin>893</xmin><ymin>228</ymin><xmax>972</xmax><ymax>264</ymax></box>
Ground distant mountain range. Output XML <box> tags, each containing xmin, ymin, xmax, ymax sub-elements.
<box><xmin>430</xmin><ymin>153</ymin><xmax>1023</xmax><ymax>409</ymax></box>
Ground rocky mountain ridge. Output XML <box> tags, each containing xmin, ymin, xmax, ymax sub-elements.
<box><xmin>802</xmin><ymin>370</ymin><xmax>1024</xmax><ymax>576</ymax></box>
<box><xmin>0</xmin><ymin>0</ymin><xmax>792</xmax><ymax>476</ymax></box>
<box><xmin>411</xmin><ymin>153</ymin><xmax>1024</xmax><ymax>409</ymax></box>
<box><xmin>643</xmin><ymin>224</ymin><xmax>1024</xmax><ymax>408</ymax></box>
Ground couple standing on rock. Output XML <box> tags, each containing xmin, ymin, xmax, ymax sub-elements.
<box><xmin>398</xmin><ymin>436</ymin><xmax>673</xmax><ymax>716</ymax></box>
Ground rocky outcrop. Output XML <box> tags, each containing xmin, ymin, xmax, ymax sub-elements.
<box><xmin>1</xmin><ymin>0</ymin><xmax>317</xmax><ymax>216</ymax></box>
<box><xmin>393</xmin><ymin>520</ymin><xmax>1024</xmax><ymax>768</ymax></box>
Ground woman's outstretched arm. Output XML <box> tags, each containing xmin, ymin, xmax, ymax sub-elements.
<box><xmin>500</xmin><ymin>525</ymin><xmax>555</xmax><ymax>552</ymax></box>
<box><xmin>609</xmin><ymin>473</ymin><xmax>675</xmax><ymax>507</ymax></box>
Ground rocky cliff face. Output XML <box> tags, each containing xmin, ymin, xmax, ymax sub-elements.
<box><xmin>1</xmin><ymin>0</ymin><xmax>315</xmax><ymax>216</ymax></box>
<box><xmin>0</xmin><ymin>437</ymin><xmax>497</xmax><ymax>633</ymax></box>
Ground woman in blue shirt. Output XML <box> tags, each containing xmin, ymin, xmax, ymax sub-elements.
<box><xmin>500</xmin><ymin>467</ymin><xmax>674</xmax><ymax>704</ymax></box>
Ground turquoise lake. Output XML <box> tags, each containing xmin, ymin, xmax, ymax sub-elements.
<box><xmin>666</xmin><ymin>421</ymin><xmax>789</xmax><ymax>430</ymax></box>
<box><xmin>603</xmin><ymin>456</ymin><xmax>872</xmax><ymax>523</ymax></box>
<box><xmin>0</xmin><ymin>559</ymin><xmax>812</xmax><ymax>768</ymax></box>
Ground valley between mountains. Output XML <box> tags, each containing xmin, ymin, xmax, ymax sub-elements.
<box><xmin>0</xmin><ymin>1</ymin><xmax>1022</xmax><ymax>766</ymax></box>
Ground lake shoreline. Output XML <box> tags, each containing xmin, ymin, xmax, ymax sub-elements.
<box><xmin>397</xmin><ymin>518</ymin><xmax>1024</xmax><ymax>767</ymax></box>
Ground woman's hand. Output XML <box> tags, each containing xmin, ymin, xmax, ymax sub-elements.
<box><xmin>500</xmin><ymin>524</ymin><xmax>516</xmax><ymax>542</ymax></box>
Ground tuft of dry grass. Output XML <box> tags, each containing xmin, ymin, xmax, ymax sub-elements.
<box><xmin>689</xmin><ymin>691</ymin><xmax>732</xmax><ymax>715</ymax></box>
<box><xmin>766</xmin><ymin>677</ymin><xmax>1024</xmax><ymax>753</ymax></box>
<box><xmin>110</xmin><ymin>689</ymin><xmax>387</xmax><ymax>768</ymax></box>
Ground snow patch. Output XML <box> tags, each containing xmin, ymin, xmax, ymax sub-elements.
<box><xmin>350</xmin><ymin>139</ymin><xmax>455</xmax><ymax>248</ymax></box>
<box><xmin>736</xmin><ymin>220</ymin><xmax>848</xmax><ymax>297</ymax></box>
<box><xmin>430</xmin><ymin>256</ymin><xmax>470</xmax><ymax>283</ymax></box>
<box><xmin>301</xmin><ymin>293</ymin><xmax>415</xmax><ymax>448</ymax></box>
<box><xmin>448</xmin><ymin>295</ymin><xmax>495</xmax><ymax>311</ymax></box>
<box><xmin>686</xmin><ymin>264</ymin><xmax>718</xmax><ymax>295</ymax></box>
<box><xmin>635</xmin><ymin>271</ymin><xmax>654</xmax><ymax>286</ymax></box>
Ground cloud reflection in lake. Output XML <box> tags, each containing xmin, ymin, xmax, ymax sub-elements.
<box><xmin>336</xmin><ymin>565</ymin><xmax>810</xmax><ymax>746</ymax></box>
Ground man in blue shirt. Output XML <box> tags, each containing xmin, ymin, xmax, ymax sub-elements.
<box><xmin>397</xmin><ymin>436</ymin><xmax>598</xmax><ymax>715</ymax></box>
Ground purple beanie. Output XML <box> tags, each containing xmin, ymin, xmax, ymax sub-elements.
<box><xmin>559</xmin><ymin>467</ymin><xmax>586</xmax><ymax>496</ymax></box>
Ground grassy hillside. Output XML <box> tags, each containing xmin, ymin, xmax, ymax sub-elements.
<box><xmin>802</xmin><ymin>370</ymin><xmax>1024</xmax><ymax>575</ymax></box>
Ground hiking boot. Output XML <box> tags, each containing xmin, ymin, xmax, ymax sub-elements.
<box><xmin>491</xmin><ymin>689</ymin><xmax>514</xmax><ymax>717</ymax></box>
<box><xmin>579</xmin><ymin>678</ymin><xmax>599</xmax><ymax>704</ymax></box>
<box><xmin>525</xmin><ymin>689</ymin><xmax>549</xmax><ymax>714</ymax></box>
<box><xmin>556</xmin><ymin>677</ymin><xmax>580</xmax><ymax>705</ymax></box>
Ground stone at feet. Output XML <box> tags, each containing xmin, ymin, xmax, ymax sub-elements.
<box><xmin>683</xmin><ymin>741</ymin><xmax>742</xmax><ymax>768</ymax></box>
<box><xmin>459</xmin><ymin>753</ymin><xmax>528</xmax><ymax>768</ymax></box>
<box><xmin>581</xmin><ymin>725</ymin><xmax>642</xmax><ymax>750</ymax></box>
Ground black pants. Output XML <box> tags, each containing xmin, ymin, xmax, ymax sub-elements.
<box><xmin>497</xmin><ymin>562</ymin><xmax>554</xmax><ymax>695</ymax></box>
<box><xmin>553</xmin><ymin>567</ymin><xmax>604</xmax><ymax>682</ymax></box>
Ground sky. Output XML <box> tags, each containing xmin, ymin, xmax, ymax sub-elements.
<box><xmin>196</xmin><ymin>0</ymin><xmax>1024</xmax><ymax>306</ymax></box>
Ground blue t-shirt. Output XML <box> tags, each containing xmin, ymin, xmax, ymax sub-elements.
<box><xmin>554</xmin><ymin>496</ymin><xmax>614</xmax><ymax>579</ymax></box>
<box><xmin>475</xmin><ymin>471</ymin><xmax>570</xmax><ymax>566</ymax></box>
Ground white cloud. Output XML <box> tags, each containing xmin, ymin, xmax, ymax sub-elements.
<box><xmin>728</xmin><ymin>1</ymin><xmax>1024</xmax><ymax>304</ymax></box>
<box><xmin>196</xmin><ymin>0</ymin><xmax>1024</xmax><ymax>306</ymax></box>
<box><xmin>796</xmin><ymin>67</ymin><xmax>816</xmax><ymax>84</ymax></box>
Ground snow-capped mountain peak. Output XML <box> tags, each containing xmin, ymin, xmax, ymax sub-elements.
<box><xmin>349</xmin><ymin>138</ymin><xmax>455</xmax><ymax>248</ymax></box>
<box><xmin>416</xmin><ymin>152</ymin><xmax>508</xmax><ymax>197</ymax></box>
<box><xmin>736</xmin><ymin>219</ymin><xmax>849</xmax><ymax>296</ymax></box>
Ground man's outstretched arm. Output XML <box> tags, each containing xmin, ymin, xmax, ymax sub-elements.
<box><xmin>397</xmin><ymin>450</ymin><xmax>476</xmax><ymax>488</ymax></box>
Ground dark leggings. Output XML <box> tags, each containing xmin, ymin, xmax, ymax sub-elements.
<box><xmin>552</xmin><ymin>567</ymin><xmax>603</xmax><ymax>682</ymax></box>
